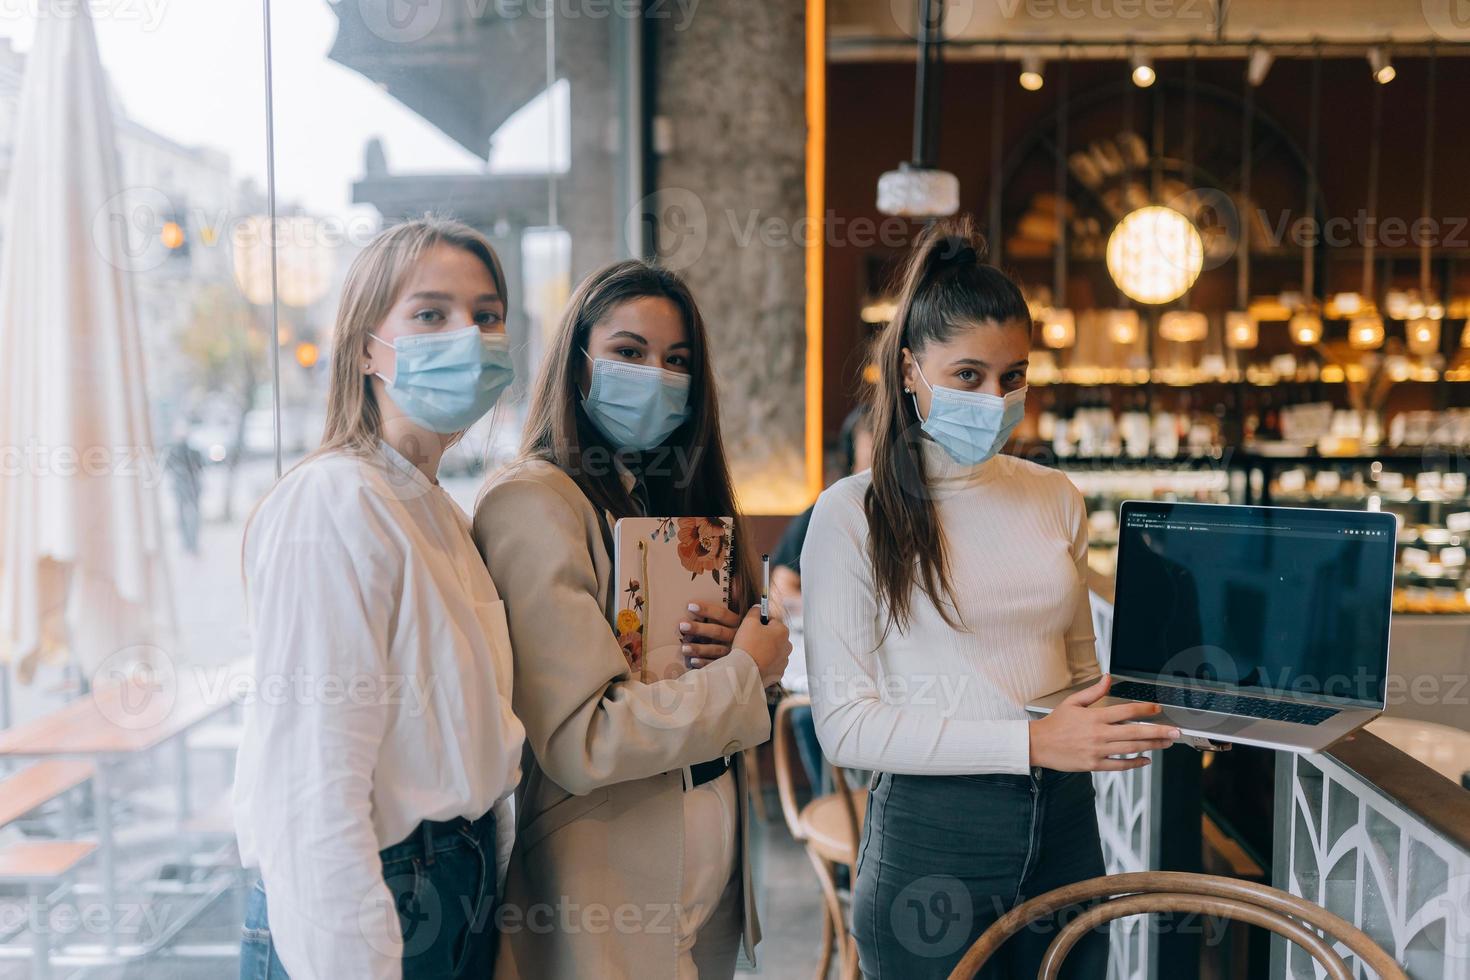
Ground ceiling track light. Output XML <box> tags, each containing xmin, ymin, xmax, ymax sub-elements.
<box><xmin>1019</xmin><ymin>54</ymin><xmax>1044</xmax><ymax>91</ymax></box>
<box><xmin>1368</xmin><ymin>45</ymin><xmax>1395</xmax><ymax>84</ymax></box>
<box><xmin>1130</xmin><ymin>49</ymin><xmax>1155</xmax><ymax>88</ymax></box>
<box><xmin>1247</xmin><ymin>46</ymin><xmax>1273</xmax><ymax>87</ymax></box>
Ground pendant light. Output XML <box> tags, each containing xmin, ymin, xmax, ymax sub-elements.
<box><xmin>1409</xmin><ymin>317</ymin><xmax>1441</xmax><ymax>356</ymax></box>
<box><xmin>989</xmin><ymin>53</ymin><xmax>1005</xmax><ymax>266</ymax></box>
<box><xmin>1160</xmin><ymin>311</ymin><xmax>1208</xmax><ymax>343</ymax></box>
<box><xmin>1368</xmin><ymin>46</ymin><xmax>1396</xmax><ymax>85</ymax></box>
<box><xmin>1226</xmin><ymin>46</ymin><xmax>1259</xmax><ymax>349</ymax></box>
<box><xmin>1349</xmin><ymin>63</ymin><xmax>1385</xmax><ymax>350</ymax></box>
<box><xmin>1019</xmin><ymin>54</ymin><xmax>1044</xmax><ymax>92</ymax></box>
<box><xmin>1162</xmin><ymin>50</ymin><xmax>1208</xmax><ymax>344</ymax></box>
<box><xmin>1131</xmin><ymin>47</ymin><xmax>1156</xmax><ymax>88</ymax></box>
<box><xmin>1107</xmin><ymin>55</ymin><xmax>1203</xmax><ymax>310</ymax></box>
<box><xmin>1408</xmin><ymin>47</ymin><xmax>1441</xmax><ymax>358</ymax></box>
<box><xmin>1105</xmin><ymin>53</ymin><xmax>1141</xmax><ymax>342</ymax></box>
<box><xmin>1292</xmin><ymin>49</ymin><xmax>1323</xmax><ymax>346</ymax></box>
<box><xmin>1040</xmin><ymin>53</ymin><xmax>1075</xmax><ymax>349</ymax></box>
<box><xmin>877</xmin><ymin>0</ymin><xmax>959</xmax><ymax>217</ymax></box>
<box><xmin>1106</xmin><ymin>309</ymin><xmax>1142</xmax><ymax>345</ymax></box>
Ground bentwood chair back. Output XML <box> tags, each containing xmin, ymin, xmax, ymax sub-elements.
<box><xmin>946</xmin><ymin>870</ymin><xmax>1408</xmax><ymax>980</ymax></box>
<box><xmin>774</xmin><ymin>695</ymin><xmax>866</xmax><ymax>980</ymax></box>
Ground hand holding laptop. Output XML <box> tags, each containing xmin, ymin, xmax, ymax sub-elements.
<box><xmin>1028</xmin><ymin>675</ymin><xmax>1181</xmax><ymax>772</ymax></box>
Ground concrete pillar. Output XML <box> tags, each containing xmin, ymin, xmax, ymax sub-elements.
<box><xmin>651</xmin><ymin>0</ymin><xmax>808</xmax><ymax>514</ymax></box>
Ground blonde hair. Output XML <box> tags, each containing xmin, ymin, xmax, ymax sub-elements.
<box><xmin>319</xmin><ymin>215</ymin><xmax>509</xmax><ymax>456</ymax></box>
<box><xmin>240</xmin><ymin>217</ymin><xmax>508</xmax><ymax>579</ymax></box>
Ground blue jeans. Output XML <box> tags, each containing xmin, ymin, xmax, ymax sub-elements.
<box><xmin>852</xmin><ymin>768</ymin><xmax>1107</xmax><ymax>979</ymax></box>
<box><xmin>240</xmin><ymin>809</ymin><xmax>498</xmax><ymax>979</ymax></box>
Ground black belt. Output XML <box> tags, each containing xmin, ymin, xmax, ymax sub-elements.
<box><xmin>688</xmin><ymin>756</ymin><xmax>730</xmax><ymax>789</ymax></box>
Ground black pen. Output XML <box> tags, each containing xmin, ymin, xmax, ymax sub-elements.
<box><xmin>760</xmin><ymin>553</ymin><xmax>770</xmax><ymax>625</ymax></box>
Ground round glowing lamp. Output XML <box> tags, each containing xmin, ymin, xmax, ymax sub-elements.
<box><xmin>1106</xmin><ymin>206</ymin><xmax>1204</xmax><ymax>305</ymax></box>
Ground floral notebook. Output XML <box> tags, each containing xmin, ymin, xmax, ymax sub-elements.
<box><xmin>612</xmin><ymin>517</ymin><xmax>735</xmax><ymax>683</ymax></box>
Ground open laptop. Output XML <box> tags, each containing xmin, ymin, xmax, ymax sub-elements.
<box><xmin>1027</xmin><ymin>500</ymin><xmax>1397</xmax><ymax>754</ymax></box>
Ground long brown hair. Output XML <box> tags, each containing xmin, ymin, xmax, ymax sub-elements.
<box><xmin>518</xmin><ymin>260</ymin><xmax>758</xmax><ymax>609</ymax></box>
<box><xmin>864</xmin><ymin>216</ymin><xmax>1032</xmax><ymax>634</ymax></box>
<box><xmin>319</xmin><ymin>216</ymin><xmax>508</xmax><ymax>456</ymax></box>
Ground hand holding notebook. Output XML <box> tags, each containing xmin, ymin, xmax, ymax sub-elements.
<box><xmin>611</xmin><ymin>516</ymin><xmax>792</xmax><ymax>686</ymax></box>
<box><xmin>612</xmin><ymin>517</ymin><xmax>736</xmax><ymax>683</ymax></box>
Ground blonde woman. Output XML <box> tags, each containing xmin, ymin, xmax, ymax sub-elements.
<box><xmin>234</xmin><ymin>218</ymin><xmax>525</xmax><ymax>979</ymax></box>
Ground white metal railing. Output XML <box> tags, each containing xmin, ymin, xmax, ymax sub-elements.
<box><xmin>1274</xmin><ymin>748</ymin><xmax>1470</xmax><ymax>979</ymax></box>
<box><xmin>1089</xmin><ymin>590</ymin><xmax>1156</xmax><ymax>980</ymax></box>
<box><xmin>1087</xmin><ymin>586</ymin><xmax>1470</xmax><ymax>980</ymax></box>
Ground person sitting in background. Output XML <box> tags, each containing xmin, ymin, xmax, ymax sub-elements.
<box><xmin>769</xmin><ymin>404</ymin><xmax>872</xmax><ymax>796</ymax></box>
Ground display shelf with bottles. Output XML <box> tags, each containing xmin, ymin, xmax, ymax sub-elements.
<box><xmin>1028</xmin><ymin>405</ymin><xmax>1470</xmax><ymax>615</ymax></box>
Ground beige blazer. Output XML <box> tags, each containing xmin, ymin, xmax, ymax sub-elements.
<box><xmin>472</xmin><ymin>459</ymin><xmax>771</xmax><ymax>979</ymax></box>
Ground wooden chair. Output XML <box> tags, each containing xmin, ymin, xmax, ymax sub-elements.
<box><xmin>773</xmin><ymin>695</ymin><xmax>866</xmax><ymax>980</ymax></box>
<box><xmin>946</xmin><ymin>871</ymin><xmax>1407</xmax><ymax>980</ymax></box>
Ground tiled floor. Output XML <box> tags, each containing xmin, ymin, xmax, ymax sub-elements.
<box><xmin>746</xmin><ymin>807</ymin><xmax>828</xmax><ymax>978</ymax></box>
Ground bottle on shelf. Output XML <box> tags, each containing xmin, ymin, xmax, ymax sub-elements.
<box><xmin>1120</xmin><ymin>389</ymin><xmax>1151</xmax><ymax>459</ymax></box>
<box><xmin>1037</xmin><ymin>386</ymin><xmax>1057</xmax><ymax>444</ymax></box>
<box><xmin>1153</xmin><ymin>397</ymin><xmax>1180</xmax><ymax>459</ymax></box>
<box><xmin>1052</xmin><ymin>386</ymin><xmax>1076</xmax><ymax>458</ymax></box>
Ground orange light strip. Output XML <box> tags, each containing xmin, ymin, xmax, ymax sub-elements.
<box><xmin>804</xmin><ymin>0</ymin><xmax>826</xmax><ymax>505</ymax></box>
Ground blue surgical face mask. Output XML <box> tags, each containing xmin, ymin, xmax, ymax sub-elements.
<box><xmin>370</xmin><ymin>326</ymin><xmax>514</xmax><ymax>434</ymax></box>
<box><xmin>581</xmin><ymin>352</ymin><xmax>692</xmax><ymax>452</ymax></box>
<box><xmin>912</xmin><ymin>359</ymin><xmax>1026</xmax><ymax>466</ymax></box>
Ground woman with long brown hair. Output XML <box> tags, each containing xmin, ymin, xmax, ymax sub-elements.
<box><xmin>802</xmin><ymin>217</ymin><xmax>1180</xmax><ymax>978</ymax></box>
<box><xmin>233</xmin><ymin>217</ymin><xmax>525</xmax><ymax>979</ymax></box>
<box><xmin>473</xmin><ymin>260</ymin><xmax>790</xmax><ymax>978</ymax></box>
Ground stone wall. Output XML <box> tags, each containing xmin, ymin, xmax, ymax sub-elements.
<box><xmin>652</xmin><ymin>0</ymin><xmax>808</xmax><ymax>514</ymax></box>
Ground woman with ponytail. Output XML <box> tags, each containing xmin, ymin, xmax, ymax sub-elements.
<box><xmin>801</xmin><ymin>217</ymin><xmax>1179</xmax><ymax>978</ymax></box>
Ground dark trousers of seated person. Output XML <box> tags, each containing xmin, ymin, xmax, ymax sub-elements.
<box><xmin>239</xmin><ymin>808</ymin><xmax>497</xmax><ymax>979</ymax></box>
<box><xmin>852</xmin><ymin>769</ymin><xmax>1108</xmax><ymax>979</ymax></box>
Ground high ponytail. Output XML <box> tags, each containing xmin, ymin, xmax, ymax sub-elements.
<box><xmin>862</xmin><ymin>215</ymin><xmax>1032</xmax><ymax>635</ymax></box>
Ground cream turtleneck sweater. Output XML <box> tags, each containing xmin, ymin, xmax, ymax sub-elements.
<box><xmin>801</xmin><ymin>441</ymin><xmax>1098</xmax><ymax>776</ymax></box>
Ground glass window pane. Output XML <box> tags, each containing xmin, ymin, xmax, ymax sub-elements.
<box><xmin>0</xmin><ymin>0</ymin><xmax>269</xmax><ymax>964</ymax></box>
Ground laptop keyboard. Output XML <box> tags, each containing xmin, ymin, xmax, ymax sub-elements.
<box><xmin>1110</xmin><ymin>680</ymin><xmax>1340</xmax><ymax>726</ymax></box>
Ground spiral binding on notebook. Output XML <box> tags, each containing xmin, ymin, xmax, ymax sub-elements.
<box><xmin>720</xmin><ymin>519</ymin><xmax>736</xmax><ymax>607</ymax></box>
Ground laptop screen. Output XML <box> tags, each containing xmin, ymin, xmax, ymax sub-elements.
<box><xmin>1113</xmin><ymin>501</ymin><xmax>1397</xmax><ymax>707</ymax></box>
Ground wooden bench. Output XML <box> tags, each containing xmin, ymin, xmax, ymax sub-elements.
<box><xmin>0</xmin><ymin>759</ymin><xmax>94</xmax><ymax>832</ymax></box>
<box><xmin>0</xmin><ymin>840</ymin><xmax>96</xmax><ymax>883</ymax></box>
<box><xmin>0</xmin><ymin>661</ymin><xmax>246</xmax><ymax>962</ymax></box>
<box><xmin>0</xmin><ymin>840</ymin><xmax>97</xmax><ymax>980</ymax></box>
<box><xmin>0</xmin><ymin>761</ymin><xmax>97</xmax><ymax>978</ymax></box>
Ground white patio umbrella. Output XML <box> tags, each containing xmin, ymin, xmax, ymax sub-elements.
<box><xmin>0</xmin><ymin>1</ymin><xmax>173</xmax><ymax>693</ymax></box>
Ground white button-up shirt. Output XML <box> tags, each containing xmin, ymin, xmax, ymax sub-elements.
<box><xmin>233</xmin><ymin>441</ymin><xmax>523</xmax><ymax>979</ymax></box>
